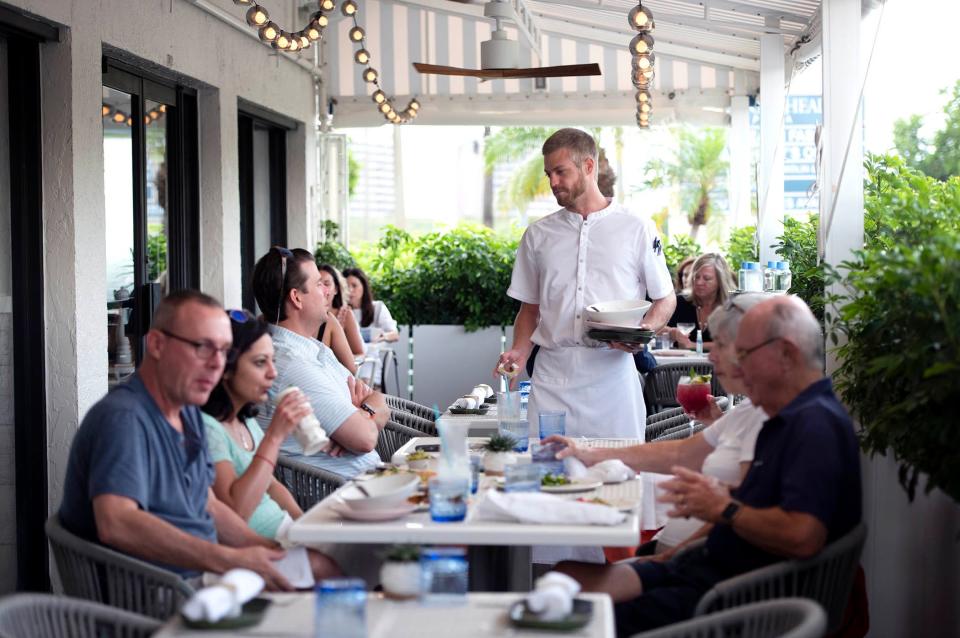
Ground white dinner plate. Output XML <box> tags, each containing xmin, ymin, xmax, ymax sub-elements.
<box><xmin>541</xmin><ymin>480</ymin><xmax>604</xmax><ymax>494</ymax></box>
<box><xmin>330</xmin><ymin>501</ymin><xmax>417</xmax><ymax>522</ymax></box>
<box><xmin>584</xmin><ymin>319</ymin><xmax>647</xmax><ymax>331</ymax></box>
<box><xmin>653</xmin><ymin>349</ymin><xmax>705</xmax><ymax>357</ymax></box>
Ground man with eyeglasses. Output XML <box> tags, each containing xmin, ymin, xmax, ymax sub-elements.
<box><xmin>252</xmin><ymin>247</ymin><xmax>389</xmax><ymax>479</ymax></box>
<box><xmin>60</xmin><ymin>290</ymin><xmax>294</xmax><ymax>590</ymax></box>
<box><xmin>610</xmin><ymin>295</ymin><xmax>861</xmax><ymax>635</ymax></box>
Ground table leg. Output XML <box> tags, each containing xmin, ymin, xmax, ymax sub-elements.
<box><xmin>468</xmin><ymin>546</ymin><xmax>532</xmax><ymax>592</ymax></box>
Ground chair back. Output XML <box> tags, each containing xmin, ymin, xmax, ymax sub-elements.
<box><xmin>694</xmin><ymin>523</ymin><xmax>867</xmax><ymax>634</ymax></box>
<box><xmin>377</xmin><ymin>348</ymin><xmax>397</xmax><ymax>394</ymax></box>
<box><xmin>383</xmin><ymin>395</ymin><xmax>437</xmax><ymax>422</ymax></box>
<box><xmin>273</xmin><ymin>455</ymin><xmax>346</xmax><ymax>511</ymax></box>
<box><xmin>633</xmin><ymin>598</ymin><xmax>826</xmax><ymax>638</ymax></box>
<box><xmin>45</xmin><ymin>515</ymin><xmax>193</xmax><ymax>620</ymax></box>
<box><xmin>0</xmin><ymin>593</ymin><xmax>161</xmax><ymax>638</ymax></box>
<box><xmin>390</xmin><ymin>409</ymin><xmax>438</xmax><ymax>436</ymax></box>
<box><xmin>647</xmin><ymin>414</ymin><xmax>693</xmax><ymax>441</ymax></box>
<box><xmin>647</xmin><ymin>361</ymin><xmax>726</xmax><ymax>412</ymax></box>
<box><xmin>646</xmin><ymin>406</ymin><xmax>685</xmax><ymax>426</ymax></box>
<box><xmin>376</xmin><ymin>421</ymin><xmax>422</xmax><ymax>463</ymax></box>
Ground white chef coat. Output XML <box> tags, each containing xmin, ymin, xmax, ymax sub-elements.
<box><xmin>507</xmin><ymin>201</ymin><xmax>674</xmax><ymax>441</ymax></box>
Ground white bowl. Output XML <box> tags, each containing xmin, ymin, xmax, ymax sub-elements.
<box><xmin>340</xmin><ymin>473</ymin><xmax>421</xmax><ymax>511</ymax></box>
<box><xmin>584</xmin><ymin>299</ymin><xmax>652</xmax><ymax>326</ymax></box>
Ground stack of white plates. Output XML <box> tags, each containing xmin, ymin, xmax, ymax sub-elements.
<box><xmin>333</xmin><ymin>473</ymin><xmax>420</xmax><ymax>521</ymax></box>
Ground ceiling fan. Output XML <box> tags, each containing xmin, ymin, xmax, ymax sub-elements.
<box><xmin>414</xmin><ymin>0</ymin><xmax>601</xmax><ymax>80</ymax></box>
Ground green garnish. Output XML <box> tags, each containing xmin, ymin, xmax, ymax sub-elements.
<box><xmin>688</xmin><ymin>367</ymin><xmax>712</xmax><ymax>384</ymax></box>
<box><xmin>541</xmin><ymin>473</ymin><xmax>571</xmax><ymax>486</ymax></box>
<box><xmin>406</xmin><ymin>450</ymin><xmax>430</xmax><ymax>461</ymax></box>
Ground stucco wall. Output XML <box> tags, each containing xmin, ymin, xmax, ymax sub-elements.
<box><xmin>1</xmin><ymin>0</ymin><xmax>320</xmax><ymax>583</ymax></box>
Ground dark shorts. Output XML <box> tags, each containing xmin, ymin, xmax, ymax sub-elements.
<box><xmin>614</xmin><ymin>546</ymin><xmax>726</xmax><ymax>637</ymax></box>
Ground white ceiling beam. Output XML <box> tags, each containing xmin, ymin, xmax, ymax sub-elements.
<box><xmin>662</xmin><ymin>0</ymin><xmax>814</xmax><ymax>26</ymax></box>
<box><xmin>535</xmin><ymin>15</ymin><xmax>761</xmax><ymax>71</ymax></box>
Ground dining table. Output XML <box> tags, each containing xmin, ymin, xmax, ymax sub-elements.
<box><xmin>153</xmin><ymin>591</ymin><xmax>615</xmax><ymax>638</ymax></box>
<box><xmin>288</xmin><ymin>437</ymin><xmax>656</xmax><ymax>591</ymax></box>
<box><xmin>438</xmin><ymin>403</ymin><xmax>501</xmax><ymax>436</ymax></box>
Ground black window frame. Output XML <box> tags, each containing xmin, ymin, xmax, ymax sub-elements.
<box><xmin>0</xmin><ymin>5</ymin><xmax>59</xmax><ymax>593</ymax></box>
<box><xmin>102</xmin><ymin>58</ymin><xmax>200</xmax><ymax>359</ymax></box>
<box><xmin>237</xmin><ymin>103</ymin><xmax>295</xmax><ymax>312</ymax></box>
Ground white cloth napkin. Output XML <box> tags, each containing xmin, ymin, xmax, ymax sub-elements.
<box><xmin>467</xmin><ymin>490</ymin><xmax>626</xmax><ymax>526</ymax></box>
<box><xmin>180</xmin><ymin>569</ymin><xmax>264</xmax><ymax>622</ymax></box>
<box><xmin>452</xmin><ymin>396</ymin><xmax>479</xmax><ymax>409</ymax></box>
<box><xmin>564</xmin><ymin>457</ymin><xmax>636</xmax><ymax>484</ymax></box>
<box><xmin>526</xmin><ymin>571</ymin><xmax>581</xmax><ymax>621</ymax></box>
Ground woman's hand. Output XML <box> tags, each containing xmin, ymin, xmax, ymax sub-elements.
<box><xmin>686</xmin><ymin>394</ymin><xmax>723</xmax><ymax>425</ymax></box>
<box><xmin>268</xmin><ymin>389</ymin><xmax>312</xmax><ymax>439</ymax></box>
<box><xmin>669</xmin><ymin>327</ymin><xmax>694</xmax><ymax>349</ymax></box>
<box><xmin>336</xmin><ymin>305</ymin><xmax>352</xmax><ymax>325</ymax></box>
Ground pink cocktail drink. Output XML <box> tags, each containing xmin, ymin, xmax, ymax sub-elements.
<box><xmin>676</xmin><ymin>376</ymin><xmax>711</xmax><ymax>414</ymax></box>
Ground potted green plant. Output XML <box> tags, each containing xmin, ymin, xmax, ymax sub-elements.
<box><xmin>379</xmin><ymin>545</ymin><xmax>421</xmax><ymax>600</ymax></box>
<box><xmin>482</xmin><ymin>433</ymin><xmax>518</xmax><ymax>475</ymax></box>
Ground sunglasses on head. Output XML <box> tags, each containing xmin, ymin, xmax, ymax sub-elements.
<box><xmin>273</xmin><ymin>246</ymin><xmax>294</xmax><ymax>325</ymax></box>
<box><xmin>227</xmin><ymin>308</ymin><xmax>254</xmax><ymax>324</ymax></box>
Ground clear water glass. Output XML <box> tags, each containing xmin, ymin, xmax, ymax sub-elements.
<box><xmin>538</xmin><ymin>410</ymin><xmax>566</xmax><ymax>439</ymax></box>
<box><xmin>503</xmin><ymin>462</ymin><xmax>541</xmax><ymax>493</ymax></box>
<box><xmin>498</xmin><ymin>418</ymin><xmax>529</xmax><ymax>452</ymax></box>
<box><xmin>420</xmin><ymin>546</ymin><xmax>468</xmax><ymax>603</ymax></box>
<box><xmin>428</xmin><ymin>477</ymin><xmax>469</xmax><ymax>522</ymax></box>
<box><xmin>314</xmin><ymin>578</ymin><xmax>366</xmax><ymax>638</ymax></box>
<box><xmin>469</xmin><ymin>455</ymin><xmax>481</xmax><ymax>494</ymax></box>
<box><xmin>498</xmin><ymin>391</ymin><xmax>523</xmax><ymax>420</ymax></box>
<box><xmin>530</xmin><ymin>441</ymin><xmax>565</xmax><ymax>478</ymax></box>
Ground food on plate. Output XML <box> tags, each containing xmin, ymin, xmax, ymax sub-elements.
<box><xmin>541</xmin><ymin>473</ymin><xmax>571</xmax><ymax>487</ymax></box>
<box><xmin>407</xmin><ymin>492</ymin><xmax>430</xmax><ymax>506</ymax></box>
<box><xmin>576</xmin><ymin>496</ymin><xmax>612</xmax><ymax>506</ymax></box>
<box><xmin>406</xmin><ymin>450</ymin><xmax>430</xmax><ymax>462</ymax></box>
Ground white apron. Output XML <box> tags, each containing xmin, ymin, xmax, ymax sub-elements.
<box><xmin>528</xmin><ymin>345</ymin><xmax>646</xmax><ymax>565</ymax></box>
<box><xmin>527</xmin><ymin>345</ymin><xmax>646</xmax><ymax>440</ymax></box>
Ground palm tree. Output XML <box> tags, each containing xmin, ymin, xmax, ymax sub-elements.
<box><xmin>644</xmin><ymin>127</ymin><xmax>728</xmax><ymax>241</ymax></box>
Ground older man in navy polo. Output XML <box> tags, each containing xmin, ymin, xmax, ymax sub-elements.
<box><xmin>568</xmin><ymin>296</ymin><xmax>862</xmax><ymax>635</ymax></box>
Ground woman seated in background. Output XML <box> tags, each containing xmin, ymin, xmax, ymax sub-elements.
<box><xmin>344</xmin><ymin>267</ymin><xmax>399</xmax><ymax>343</ymax></box>
<box><xmin>664</xmin><ymin>253</ymin><xmax>736</xmax><ymax>351</ymax></box>
<box><xmin>674</xmin><ymin>255</ymin><xmax>696</xmax><ymax>294</ymax></box>
<box><xmin>201</xmin><ymin>310</ymin><xmax>342</xmax><ymax>580</ymax></box>
<box><xmin>317</xmin><ymin>264</ymin><xmax>363</xmax><ymax>375</ymax></box>
<box><xmin>547</xmin><ymin>292</ymin><xmax>768</xmax><ymax>585</ymax></box>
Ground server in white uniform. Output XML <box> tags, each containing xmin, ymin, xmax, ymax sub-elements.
<box><xmin>496</xmin><ymin>128</ymin><xmax>675</xmax><ymax>442</ymax></box>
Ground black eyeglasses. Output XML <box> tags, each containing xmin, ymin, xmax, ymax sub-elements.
<box><xmin>273</xmin><ymin>246</ymin><xmax>294</xmax><ymax>324</ymax></box>
<box><xmin>160</xmin><ymin>329</ymin><xmax>231</xmax><ymax>361</ymax></box>
<box><xmin>735</xmin><ymin>336</ymin><xmax>781</xmax><ymax>363</ymax></box>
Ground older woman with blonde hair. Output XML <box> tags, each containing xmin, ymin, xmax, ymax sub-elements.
<box><xmin>664</xmin><ymin>253</ymin><xmax>736</xmax><ymax>351</ymax></box>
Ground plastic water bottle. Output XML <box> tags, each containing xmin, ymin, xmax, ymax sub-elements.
<box><xmin>738</xmin><ymin>262</ymin><xmax>750</xmax><ymax>291</ymax></box>
<box><xmin>776</xmin><ymin>261</ymin><xmax>792</xmax><ymax>292</ymax></box>
<box><xmin>763</xmin><ymin>260</ymin><xmax>778</xmax><ymax>292</ymax></box>
<box><xmin>696</xmin><ymin>329</ymin><xmax>703</xmax><ymax>355</ymax></box>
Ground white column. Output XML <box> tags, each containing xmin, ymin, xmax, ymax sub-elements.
<box><xmin>728</xmin><ymin>71</ymin><xmax>753</xmax><ymax>232</ymax></box>
<box><xmin>821</xmin><ymin>0</ymin><xmax>863</xmax><ymax>372</ymax></box>
<box><xmin>758</xmin><ymin>20</ymin><xmax>785</xmax><ymax>264</ymax></box>
<box><xmin>198</xmin><ymin>87</ymin><xmax>242</xmax><ymax>308</ymax></box>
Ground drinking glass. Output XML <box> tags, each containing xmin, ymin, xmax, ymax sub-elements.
<box><xmin>420</xmin><ymin>547</ymin><xmax>468</xmax><ymax>603</ymax></box>
<box><xmin>498</xmin><ymin>418</ymin><xmax>529</xmax><ymax>452</ymax></box>
<box><xmin>677</xmin><ymin>323</ymin><xmax>696</xmax><ymax>338</ymax></box>
<box><xmin>538</xmin><ymin>410</ymin><xmax>566</xmax><ymax>439</ymax></box>
<box><xmin>428</xmin><ymin>477</ymin><xmax>469</xmax><ymax>522</ymax></box>
<box><xmin>503</xmin><ymin>462</ymin><xmax>541</xmax><ymax>493</ymax></box>
<box><xmin>498</xmin><ymin>391</ymin><xmax>523</xmax><ymax>420</ymax></box>
<box><xmin>676</xmin><ymin>375</ymin><xmax>711</xmax><ymax>414</ymax></box>
<box><xmin>314</xmin><ymin>578</ymin><xmax>366</xmax><ymax>638</ymax></box>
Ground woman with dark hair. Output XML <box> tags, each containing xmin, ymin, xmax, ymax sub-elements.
<box><xmin>202</xmin><ymin>309</ymin><xmax>342</xmax><ymax>579</ymax></box>
<box><xmin>317</xmin><ymin>263</ymin><xmax>363</xmax><ymax>373</ymax></box>
<box><xmin>674</xmin><ymin>255</ymin><xmax>696</xmax><ymax>294</ymax></box>
<box><xmin>343</xmin><ymin>267</ymin><xmax>399</xmax><ymax>342</ymax></box>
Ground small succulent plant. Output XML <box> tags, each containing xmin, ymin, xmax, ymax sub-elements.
<box><xmin>385</xmin><ymin>544</ymin><xmax>421</xmax><ymax>562</ymax></box>
<box><xmin>484</xmin><ymin>432</ymin><xmax>517</xmax><ymax>453</ymax></box>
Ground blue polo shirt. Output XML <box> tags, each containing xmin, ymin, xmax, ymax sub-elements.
<box><xmin>59</xmin><ymin>374</ymin><xmax>216</xmax><ymax>576</ymax></box>
<box><xmin>705</xmin><ymin>378</ymin><xmax>862</xmax><ymax>576</ymax></box>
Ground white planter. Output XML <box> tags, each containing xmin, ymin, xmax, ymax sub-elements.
<box><xmin>380</xmin><ymin>561</ymin><xmax>421</xmax><ymax>600</ymax></box>
<box><xmin>483</xmin><ymin>451</ymin><xmax>516</xmax><ymax>475</ymax></box>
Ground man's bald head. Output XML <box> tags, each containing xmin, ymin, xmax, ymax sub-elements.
<box><xmin>746</xmin><ymin>295</ymin><xmax>823</xmax><ymax>370</ymax></box>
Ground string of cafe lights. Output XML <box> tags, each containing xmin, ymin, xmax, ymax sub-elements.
<box><xmin>231</xmin><ymin>0</ymin><xmax>420</xmax><ymax>125</ymax></box>
<box><xmin>628</xmin><ymin>2</ymin><xmax>655</xmax><ymax>128</ymax></box>
<box><xmin>101</xmin><ymin>103</ymin><xmax>166</xmax><ymax>127</ymax></box>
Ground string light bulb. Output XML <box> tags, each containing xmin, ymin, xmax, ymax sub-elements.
<box><xmin>372</xmin><ymin>89</ymin><xmax>387</xmax><ymax>104</ymax></box>
<box><xmin>288</xmin><ymin>37</ymin><xmax>300</xmax><ymax>52</ymax></box>
<box><xmin>640</xmin><ymin>101</ymin><xmax>651</xmax><ymax>113</ymax></box>
<box><xmin>319</xmin><ymin>0</ymin><xmax>334</xmax><ymax>10</ymax></box>
<box><xmin>101</xmin><ymin>105</ymin><xmax>110</xmax><ymax>116</ymax></box>
<box><xmin>314</xmin><ymin>12</ymin><xmax>329</xmax><ymax>28</ymax></box>
<box><xmin>634</xmin><ymin>52</ymin><xmax>655</xmax><ymax>70</ymax></box>
<box><xmin>349</xmin><ymin>26</ymin><xmax>365</xmax><ymax>42</ymax></box>
<box><xmin>298</xmin><ymin>34</ymin><xmax>310</xmax><ymax>49</ymax></box>
<box><xmin>306</xmin><ymin>24</ymin><xmax>321</xmax><ymax>40</ymax></box>
<box><xmin>354</xmin><ymin>49</ymin><xmax>370</xmax><ymax>64</ymax></box>
<box><xmin>112</xmin><ymin>112</ymin><xmax>125</xmax><ymax>123</ymax></box>
<box><xmin>341</xmin><ymin>0</ymin><xmax>358</xmax><ymax>17</ymax></box>
<box><xmin>363</xmin><ymin>68</ymin><xmax>378</xmax><ymax>83</ymax></box>
<box><xmin>245</xmin><ymin>4</ymin><xmax>269</xmax><ymax>27</ymax></box>
<box><xmin>273</xmin><ymin>31</ymin><xmax>291</xmax><ymax>50</ymax></box>
<box><xmin>149</xmin><ymin>110</ymin><xmax>159</xmax><ymax>120</ymax></box>
<box><xmin>629</xmin><ymin>33</ymin><xmax>654</xmax><ymax>55</ymax></box>
<box><xmin>159</xmin><ymin>105</ymin><xmax>166</xmax><ymax>113</ymax></box>
<box><xmin>259</xmin><ymin>21</ymin><xmax>279</xmax><ymax>42</ymax></box>
<box><xmin>636</xmin><ymin>90</ymin><xmax>650</xmax><ymax>103</ymax></box>
<box><xmin>379</xmin><ymin>102</ymin><xmax>391</xmax><ymax>114</ymax></box>
<box><xmin>628</xmin><ymin>4</ymin><xmax>654</xmax><ymax>31</ymax></box>
<box><xmin>409</xmin><ymin>99</ymin><xmax>421</xmax><ymax>111</ymax></box>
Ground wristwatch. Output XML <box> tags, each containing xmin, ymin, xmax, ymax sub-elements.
<box><xmin>359</xmin><ymin>402</ymin><xmax>376</xmax><ymax>417</ymax></box>
<box><xmin>720</xmin><ymin>500</ymin><xmax>742</xmax><ymax>525</ymax></box>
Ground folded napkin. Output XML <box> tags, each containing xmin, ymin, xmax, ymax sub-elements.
<box><xmin>564</xmin><ymin>457</ymin><xmax>636</xmax><ymax>484</ymax></box>
<box><xmin>452</xmin><ymin>396</ymin><xmax>480</xmax><ymax>409</ymax></box>
<box><xmin>526</xmin><ymin>571</ymin><xmax>582</xmax><ymax>621</ymax></box>
<box><xmin>467</xmin><ymin>490</ymin><xmax>626</xmax><ymax>526</ymax></box>
<box><xmin>180</xmin><ymin>569</ymin><xmax>264</xmax><ymax>623</ymax></box>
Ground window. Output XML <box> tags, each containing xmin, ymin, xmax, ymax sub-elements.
<box><xmin>102</xmin><ymin>60</ymin><xmax>199</xmax><ymax>383</ymax></box>
<box><xmin>238</xmin><ymin>105</ymin><xmax>293</xmax><ymax>312</ymax></box>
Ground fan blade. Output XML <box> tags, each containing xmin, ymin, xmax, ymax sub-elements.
<box><xmin>413</xmin><ymin>62</ymin><xmax>600</xmax><ymax>79</ymax></box>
